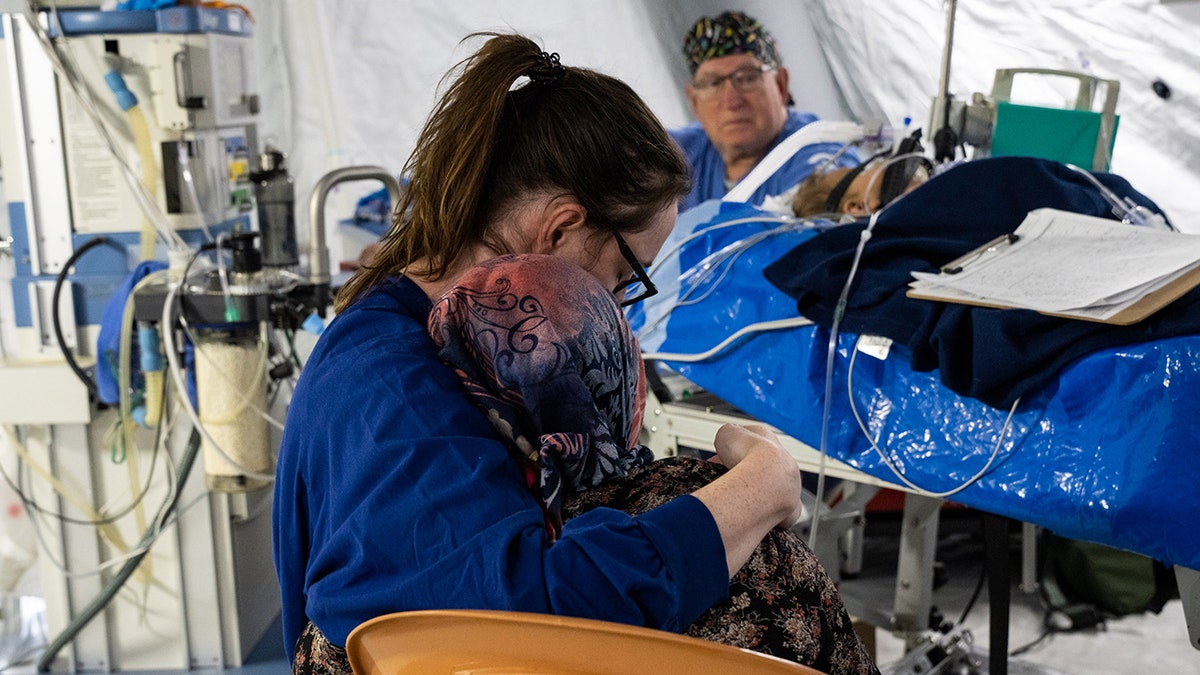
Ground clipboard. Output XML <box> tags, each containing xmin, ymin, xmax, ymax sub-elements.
<box><xmin>905</xmin><ymin>210</ymin><xmax>1200</xmax><ymax>326</ymax></box>
<box><xmin>908</xmin><ymin>261</ymin><xmax>1200</xmax><ymax>325</ymax></box>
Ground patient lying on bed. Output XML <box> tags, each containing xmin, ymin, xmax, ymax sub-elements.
<box><xmin>763</xmin><ymin>155</ymin><xmax>1200</xmax><ymax>409</ymax></box>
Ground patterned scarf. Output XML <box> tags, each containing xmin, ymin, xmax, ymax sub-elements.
<box><xmin>428</xmin><ymin>254</ymin><xmax>653</xmax><ymax>538</ymax></box>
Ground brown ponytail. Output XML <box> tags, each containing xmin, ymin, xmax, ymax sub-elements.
<box><xmin>335</xmin><ymin>33</ymin><xmax>690</xmax><ymax>313</ymax></box>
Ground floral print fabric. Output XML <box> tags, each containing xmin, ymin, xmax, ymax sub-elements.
<box><xmin>565</xmin><ymin>457</ymin><xmax>880</xmax><ymax>675</ymax></box>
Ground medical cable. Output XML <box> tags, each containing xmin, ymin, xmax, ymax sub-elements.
<box><xmin>672</xmin><ymin>225</ymin><xmax>797</xmax><ymax>309</ymax></box>
<box><xmin>50</xmin><ymin>236</ymin><xmax>112</xmax><ymax>398</ymax></box>
<box><xmin>671</xmin><ymin>241</ymin><xmax>758</xmax><ymax>311</ymax></box>
<box><xmin>22</xmin><ymin>419</ymin><xmax>191</xmax><ymax>603</ymax></box>
<box><xmin>851</xmin><ymin>142</ymin><xmax>1019</xmax><ymax>512</ymax></box>
<box><xmin>648</xmin><ymin>215</ymin><xmax>797</xmax><ymax>279</ymax></box>
<box><xmin>18</xmin><ymin>454</ymin><xmax>179</xmax><ymax>583</ymax></box>
<box><xmin>640</xmin><ymin>317</ymin><xmax>814</xmax><ymax>363</ymax></box>
<box><xmin>0</xmin><ymin>409</ymin><xmax>166</xmax><ymax>528</ymax></box>
<box><xmin>0</xmin><ymin>315</ymin><xmax>176</xmax><ymax>569</ymax></box>
<box><xmin>808</xmin><ymin>208</ymin><xmax>882</xmax><ymax>549</ymax></box>
<box><xmin>0</xmin><ymin>424</ymin><xmax>159</xmax><ymax>590</ymax></box>
<box><xmin>0</xmin><ymin>426</ymin><xmax>134</xmax><ymax>539</ymax></box>
<box><xmin>36</xmin><ymin>428</ymin><xmax>201</xmax><ymax>673</ymax></box>
<box><xmin>638</xmin><ymin>209</ymin><xmax>841</xmax><ymax>546</ymax></box>
<box><xmin>639</xmin><ymin>216</ymin><xmax>822</xmax><ymax>341</ymax></box>
<box><xmin>846</xmin><ymin>341</ymin><xmax>1021</xmax><ymax>497</ymax></box>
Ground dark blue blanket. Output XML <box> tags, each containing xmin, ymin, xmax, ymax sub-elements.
<box><xmin>763</xmin><ymin>156</ymin><xmax>1200</xmax><ymax>409</ymax></box>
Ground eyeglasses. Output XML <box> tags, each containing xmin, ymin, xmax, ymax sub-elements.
<box><xmin>612</xmin><ymin>233</ymin><xmax>658</xmax><ymax>307</ymax></box>
<box><xmin>690</xmin><ymin>64</ymin><xmax>773</xmax><ymax>99</ymax></box>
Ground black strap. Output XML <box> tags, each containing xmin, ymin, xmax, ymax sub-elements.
<box><xmin>822</xmin><ymin>162</ymin><xmax>869</xmax><ymax>214</ymax></box>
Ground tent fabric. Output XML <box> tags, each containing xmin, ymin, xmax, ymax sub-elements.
<box><xmin>242</xmin><ymin>0</ymin><xmax>1200</xmax><ymax>260</ymax></box>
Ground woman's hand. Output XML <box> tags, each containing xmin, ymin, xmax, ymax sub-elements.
<box><xmin>694</xmin><ymin>423</ymin><xmax>804</xmax><ymax>576</ymax></box>
<box><xmin>713</xmin><ymin>424</ymin><xmax>803</xmax><ymax>528</ymax></box>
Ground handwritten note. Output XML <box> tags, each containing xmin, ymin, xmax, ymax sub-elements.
<box><xmin>908</xmin><ymin>208</ymin><xmax>1200</xmax><ymax>322</ymax></box>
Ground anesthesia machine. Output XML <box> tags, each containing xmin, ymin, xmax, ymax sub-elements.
<box><xmin>0</xmin><ymin>5</ymin><xmax>389</xmax><ymax>671</ymax></box>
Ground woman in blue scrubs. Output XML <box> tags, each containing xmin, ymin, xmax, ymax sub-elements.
<box><xmin>274</xmin><ymin>32</ymin><xmax>877</xmax><ymax>675</ymax></box>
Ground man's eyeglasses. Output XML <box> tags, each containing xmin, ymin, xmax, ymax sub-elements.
<box><xmin>690</xmin><ymin>64</ymin><xmax>773</xmax><ymax>99</ymax></box>
<box><xmin>612</xmin><ymin>233</ymin><xmax>658</xmax><ymax>307</ymax></box>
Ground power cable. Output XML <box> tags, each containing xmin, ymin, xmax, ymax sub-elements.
<box><xmin>37</xmin><ymin>428</ymin><xmax>202</xmax><ymax>672</ymax></box>
<box><xmin>51</xmin><ymin>236</ymin><xmax>111</xmax><ymax>398</ymax></box>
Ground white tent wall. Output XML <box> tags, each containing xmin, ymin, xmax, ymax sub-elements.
<box><xmin>240</xmin><ymin>0</ymin><xmax>1200</xmax><ymax>267</ymax></box>
<box><xmin>808</xmin><ymin>0</ymin><xmax>1200</xmax><ymax>233</ymax></box>
<box><xmin>237</xmin><ymin>0</ymin><xmax>851</xmax><ymax>265</ymax></box>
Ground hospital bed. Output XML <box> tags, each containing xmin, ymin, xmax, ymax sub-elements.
<box><xmin>629</xmin><ymin>157</ymin><xmax>1200</xmax><ymax>666</ymax></box>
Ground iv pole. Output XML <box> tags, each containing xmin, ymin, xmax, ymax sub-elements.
<box><xmin>930</xmin><ymin>0</ymin><xmax>959</xmax><ymax>162</ymax></box>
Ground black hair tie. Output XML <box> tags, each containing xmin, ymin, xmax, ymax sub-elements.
<box><xmin>526</xmin><ymin>51</ymin><xmax>564</xmax><ymax>84</ymax></box>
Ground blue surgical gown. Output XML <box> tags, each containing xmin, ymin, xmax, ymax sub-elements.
<box><xmin>671</xmin><ymin>108</ymin><xmax>857</xmax><ymax>211</ymax></box>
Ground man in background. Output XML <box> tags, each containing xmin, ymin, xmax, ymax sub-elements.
<box><xmin>673</xmin><ymin>11</ymin><xmax>855</xmax><ymax>211</ymax></box>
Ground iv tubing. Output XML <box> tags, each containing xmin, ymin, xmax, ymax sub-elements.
<box><xmin>1</xmin><ymin>425</ymin><xmax>137</xmax><ymax>563</ymax></box>
<box><xmin>127</xmin><ymin>105</ymin><xmax>159</xmax><ymax>262</ymax></box>
<box><xmin>809</xmin><ymin>209</ymin><xmax>882</xmax><ymax>549</ymax></box>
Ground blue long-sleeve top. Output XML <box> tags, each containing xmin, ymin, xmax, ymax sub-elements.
<box><xmin>272</xmin><ymin>276</ymin><xmax>728</xmax><ymax>661</ymax></box>
<box><xmin>671</xmin><ymin>108</ymin><xmax>856</xmax><ymax>211</ymax></box>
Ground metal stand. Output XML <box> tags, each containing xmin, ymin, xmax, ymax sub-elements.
<box><xmin>982</xmin><ymin>513</ymin><xmax>1011</xmax><ymax>675</ymax></box>
<box><xmin>1177</xmin><ymin>566</ymin><xmax>1200</xmax><ymax>652</ymax></box>
<box><xmin>892</xmin><ymin>494</ymin><xmax>941</xmax><ymax>646</ymax></box>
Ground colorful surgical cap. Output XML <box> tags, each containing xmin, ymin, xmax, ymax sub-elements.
<box><xmin>683</xmin><ymin>11</ymin><xmax>781</xmax><ymax>75</ymax></box>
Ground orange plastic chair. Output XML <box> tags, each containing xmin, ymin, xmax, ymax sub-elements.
<box><xmin>346</xmin><ymin>609</ymin><xmax>827</xmax><ymax>674</ymax></box>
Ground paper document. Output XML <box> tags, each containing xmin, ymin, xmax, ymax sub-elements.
<box><xmin>908</xmin><ymin>208</ymin><xmax>1200</xmax><ymax>323</ymax></box>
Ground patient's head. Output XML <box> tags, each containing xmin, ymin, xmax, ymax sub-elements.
<box><xmin>792</xmin><ymin>159</ymin><xmax>928</xmax><ymax>218</ymax></box>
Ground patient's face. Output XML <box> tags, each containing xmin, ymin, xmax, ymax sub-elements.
<box><xmin>841</xmin><ymin>163</ymin><xmax>925</xmax><ymax>216</ymax></box>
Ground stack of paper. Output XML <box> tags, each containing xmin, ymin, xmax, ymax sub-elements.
<box><xmin>907</xmin><ymin>208</ymin><xmax>1200</xmax><ymax>324</ymax></box>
